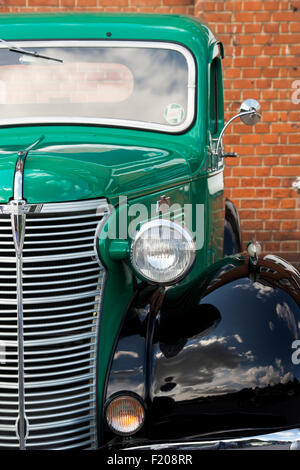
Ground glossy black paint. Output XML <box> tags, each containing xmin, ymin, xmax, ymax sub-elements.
<box><xmin>103</xmin><ymin>254</ymin><xmax>300</xmax><ymax>447</ymax></box>
<box><xmin>223</xmin><ymin>198</ymin><xmax>242</xmax><ymax>256</ymax></box>
<box><xmin>103</xmin><ymin>285</ymin><xmax>157</xmax><ymax>445</ymax></box>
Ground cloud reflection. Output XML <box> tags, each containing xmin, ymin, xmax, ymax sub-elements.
<box><xmin>154</xmin><ymin>334</ymin><xmax>294</xmax><ymax>401</ymax></box>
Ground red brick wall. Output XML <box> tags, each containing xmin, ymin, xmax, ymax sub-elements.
<box><xmin>0</xmin><ymin>0</ymin><xmax>300</xmax><ymax>266</ymax></box>
<box><xmin>195</xmin><ymin>0</ymin><xmax>300</xmax><ymax>267</ymax></box>
<box><xmin>0</xmin><ymin>0</ymin><xmax>194</xmax><ymax>14</ymax></box>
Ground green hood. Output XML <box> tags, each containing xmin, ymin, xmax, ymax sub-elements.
<box><xmin>0</xmin><ymin>129</ymin><xmax>195</xmax><ymax>205</ymax></box>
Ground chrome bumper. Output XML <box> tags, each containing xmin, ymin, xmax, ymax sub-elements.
<box><xmin>125</xmin><ymin>429</ymin><xmax>300</xmax><ymax>450</ymax></box>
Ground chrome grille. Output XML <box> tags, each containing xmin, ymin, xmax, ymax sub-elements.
<box><xmin>0</xmin><ymin>199</ymin><xmax>109</xmax><ymax>449</ymax></box>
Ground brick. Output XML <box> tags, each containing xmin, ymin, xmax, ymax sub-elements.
<box><xmin>231</xmin><ymin>188</ymin><xmax>255</xmax><ymax>198</ymax></box>
<box><xmin>241</xmin><ymin>199</ymin><xmax>263</xmax><ymax>208</ymax></box>
<box><xmin>273</xmin><ymin>211</ymin><xmax>298</xmax><ymax>220</ymax></box>
<box><xmin>242</xmin><ymin>220</ymin><xmax>264</xmax><ymax>230</ymax></box>
<box><xmin>241</xmin><ymin>135</ymin><xmax>261</xmax><ymax>144</ymax></box>
<box><xmin>98</xmin><ymin>0</ymin><xmax>128</xmax><ymax>4</ymax></box>
<box><xmin>232</xmin><ymin>167</ymin><xmax>255</xmax><ymax>177</ymax></box>
<box><xmin>225</xmin><ymin>178</ymin><xmax>240</xmax><ymax>188</ymax></box>
<box><xmin>290</xmin><ymin>22</ymin><xmax>300</xmax><ymax>32</ymax></box>
<box><xmin>264</xmin><ymin>0</ymin><xmax>280</xmax><ymax>9</ymax></box>
<box><xmin>265</xmin><ymin>242</ymin><xmax>281</xmax><ymax>251</ymax></box>
<box><xmin>238</xmin><ymin>210</ymin><xmax>256</xmax><ymax>219</ymax></box>
<box><xmin>289</xmin><ymin>135</ymin><xmax>300</xmax><ymax>143</ymax></box>
<box><xmin>282</xmin><ymin>220</ymin><xmax>298</xmax><ymax>230</ymax></box>
<box><xmin>281</xmin><ymin>199</ymin><xmax>296</xmax><ymax>209</ymax></box>
<box><xmin>273</xmin><ymin>189</ymin><xmax>293</xmax><ymax>198</ymax></box>
<box><xmin>244</xmin><ymin>24</ymin><xmax>262</xmax><ymax>33</ymax></box>
<box><xmin>241</xmin><ymin>178</ymin><xmax>264</xmax><ymax>187</ymax></box>
<box><xmin>28</xmin><ymin>0</ymin><xmax>59</xmax><ymax>5</ymax></box>
<box><xmin>256</xmin><ymin>210</ymin><xmax>272</xmax><ymax>219</ymax></box>
<box><xmin>282</xmin><ymin>242</ymin><xmax>298</xmax><ymax>251</ymax></box>
<box><xmin>256</xmin><ymin>189</ymin><xmax>272</xmax><ymax>197</ymax></box>
<box><xmin>77</xmin><ymin>0</ymin><xmax>97</xmax><ymax>5</ymax></box>
<box><xmin>243</xmin><ymin>46</ymin><xmax>263</xmax><ymax>56</ymax></box>
<box><xmin>233</xmin><ymin>57</ymin><xmax>254</xmax><ymax>67</ymax></box>
<box><xmin>264</xmin><ymin>23</ymin><xmax>280</xmax><ymax>33</ymax></box>
<box><xmin>244</xmin><ymin>0</ymin><xmax>263</xmax><ymax>10</ymax></box>
<box><xmin>255</xmin><ymin>57</ymin><xmax>271</xmax><ymax>67</ymax></box>
<box><xmin>240</xmin><ymin>157</ymin><xmax>264</xmax><ymax>166</ymax></box>
<box><xmin>235</xmin><ymin>12</ymin><xmax>255</xmax><ymax>22</ymax></box>
<box><xmin>265</xmin><ymin>199</ymin><xmax>280</xmax><ymax>209</ymax></box>
<box><xmin>264</xmin><ymin>178</ymin><xmax>281</xmax><ymax>187</ymax></box>
<box><xmin>256</xmin><ymin>12</ymin><xmax>271</xmax><ymax>21</ymax></box>
<box><xmin>265</xmin><ymin>220</ymin><xmax>281</xmax><ymax>230</ymax></box>
<box><xmin>132</xmin><ymin>0</ymin><xmax>162</xmax><ymax>4</ymax></box>
<box><xmin>256</xmin><ymin>167</ymin><xmax>271</xmax><ymax>177</ymax></box>
<box><xmin>273</xmin><ymin>167</ymin><xmax>300</xmax><ymax>176</ymax></box>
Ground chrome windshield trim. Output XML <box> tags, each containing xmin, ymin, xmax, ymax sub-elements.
<box><xmin>0</xmin><ymin>40</ymin><xmax>196</xmax><ymax>134</ymax></box>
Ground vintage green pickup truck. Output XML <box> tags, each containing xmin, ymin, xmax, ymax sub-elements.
<box><xmin>0</xmin><ymin>13</ymin><xmax>299</xmax><ymax>450</ymax></box>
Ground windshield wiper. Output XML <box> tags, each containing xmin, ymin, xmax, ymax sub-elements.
<box><xmin>0</xmin><ymin>38</ymin><xmax>63</xmax><ymax>63</ymax></box>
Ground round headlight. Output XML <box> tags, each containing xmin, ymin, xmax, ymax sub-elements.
<box><xmin>106</xmin><ymin>395</ymin><xmax>145</xmax><ymax>436</ymax></box>
<box><xmin>130</xmin><ymin>219</ymin><xmax>196</xmax><ymax>285</ymax></box>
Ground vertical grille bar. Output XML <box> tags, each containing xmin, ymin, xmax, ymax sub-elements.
<box><xmin>0</xmin><ymin>199</ymin><xmax>109</xmax><ymax>449</ymax></box>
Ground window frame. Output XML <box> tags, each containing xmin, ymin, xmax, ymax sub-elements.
<box><xmin>0</xmin><ymin>39</ymin><xmax>197</xmax><ymax>134</ymax></box>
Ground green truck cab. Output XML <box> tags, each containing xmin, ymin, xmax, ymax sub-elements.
<box><xmin>0</xmin><ymin>14</ymin><xmax>299</xmax><ymax>450</ymax></box>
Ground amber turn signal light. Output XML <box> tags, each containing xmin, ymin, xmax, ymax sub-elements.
<box><xmin>105</xmin><ymin>394</ymin><xmax>145</xmax><ymax>436</ymax></box>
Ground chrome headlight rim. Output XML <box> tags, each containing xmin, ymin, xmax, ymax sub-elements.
<box><xmin>130</xmin><ymin>218</ymin><xmax>196</xmax><ymax>286</ymax></box>
<box><xmin>104</xmin><ymin>392</ymin><xmax>146</xmax><ymax>437</ymax></box>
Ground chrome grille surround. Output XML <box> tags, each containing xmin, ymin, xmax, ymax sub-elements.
<box><xmin>0</xmin><ymin>198</ymin><xmax>110</xmax><ymax>449</ymax></box>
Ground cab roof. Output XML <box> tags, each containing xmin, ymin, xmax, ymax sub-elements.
<box><xmin>0</xmin><ymin>13</ymin><xmax>219</xmax><ymax>62</ymax></box>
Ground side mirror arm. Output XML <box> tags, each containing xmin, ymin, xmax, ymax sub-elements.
<box><xmin>216</xmin><ymin>110</ymin><xmax>259</xmax><ymax>157</ymax></box>
<box><xmin>215</xmin><ymin>99</ymin><xmax>262</xmax><ymax>158</ymax></box>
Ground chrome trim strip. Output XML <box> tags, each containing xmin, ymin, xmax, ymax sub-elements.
<box><xmin>13</xmin><ymin>153</ymin><xmax>26</xmax><ymax>202</ymax></box>
<box><xmin>25</xmin><ymin>358</ymin><xmax>92</xmax><ymax>371</ymax></box>
<box><xmin>23</xmin><ymin>323</ymin><xmax>98</xmax><ymax>337</ymax></box>
<box><xmin>26</xmin><ymin>383</ymin><xmax>94</xmax><ymax>398</ymax></box>
<box><xmin>23</xmin><ymin>274</ymin><xmax>100</xmax><ymax>286</ymax></box>
<box><xmin>23</xmin><ymin>267</ymin><xmax>99</xmax><ymax>278</ymax></box>
<box><xmin>25</xmin><ymin>228</ymin><xmax>98</xmax><ymax>237</ymax></box>
<box><xmin>40</xmin><ymin>200</ymin><xmax>108</xmax><ymax>213</ymax></box>
<box><xmin>25</xmin><ymin>351</ymin><xmax>95</xmax><ymax>365</ymax></box>
<box><xmin>23</xmin><ymin>261</ymin><xmax>98</xmax><ymax>272</ymax></box>
<box><xmin>0</xmin><ymin>40</ymin><xmax>196</xmax><ymax>134</ymax></box>
<box><xmin>126</xmin><ymin>429</ymin><xmax>300</xmax><ymax>451</ymax></box>
<box><xmin>23</xmin><ymin>299</ymin><xmax>97</xmax><ymax>312</ymax></box>
<box><xmin>26</xmin><ymin>432</ymin><xmax>93</xmax><ymax>447</ymax></box>
<box><xmin>25</xmin><ymin>235</ymin><xmax>95</xmax><ymax>245</ymax></box>
<box><xmin>29</xmin><ymin>415</ymin><xmax>95</xmax><ymax>430</ymax></box>
<box><xmin>13</xmin><ymin>137</ymin><xmax>45</xmax><ymax>202</ymax></box>
<box><xmin>22</xmin><ymin>252</ymin><xmax>96</xmax><ymax>263</ymax></box>
<box><xmin>10</xmin><ymin>202</ymin><xmax>27</xmax><ymax>449</ymax></box>
<box><xmin>28</xmin><ymin>394</ymin><xmax>92</xmax><ymax>407</ymax></box>
<box><xmin>24</xmin><ymin>316</ymin><xmax>98</xmax><ymax>329</ymax></box>
<box><xmin>28</xmin><ymin>424</ymin><xmax>91</xmax><ymax>440</ymax></box>
<box><xmin>22</xmin><ymin>289</ymin><xmax>103</xmax><ymax>303</ymax></box>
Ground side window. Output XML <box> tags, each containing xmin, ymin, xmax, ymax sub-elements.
<box><xmin>209</xmin><ymin>57</ymin><xmax>224</xmax><ymax>137</ymax></box>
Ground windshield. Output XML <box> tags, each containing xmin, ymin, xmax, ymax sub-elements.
<box><xmin>0</xmin><ymin>40</ymin><xmax>196</xmax><ymax>133</ymax></box>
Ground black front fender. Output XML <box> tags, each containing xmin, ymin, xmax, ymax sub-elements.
<box><xmin>103</xmin><ymin>254</ymin><xmax>300</xmax><ymax>446</ymax></box>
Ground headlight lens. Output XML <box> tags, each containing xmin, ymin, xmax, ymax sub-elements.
<box><xmin>106</xmin><ymin>395</ymin><xmax>145</xmax><ymax>436</ymax></box>
<box><xmin>130</xmin><ymin>219</ymin><xmax>196</xmax><ymax>285</ymax></box>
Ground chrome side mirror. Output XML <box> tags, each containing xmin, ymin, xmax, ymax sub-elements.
<box><xmin>216</xmin><ymin>99</ymin><xmax>262</xmax><ymax>157</ymax></box>
<box><xmin>240</xmin><ymin>99</ymin><xmax>261</xmax><ymax>126</ymax></box>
